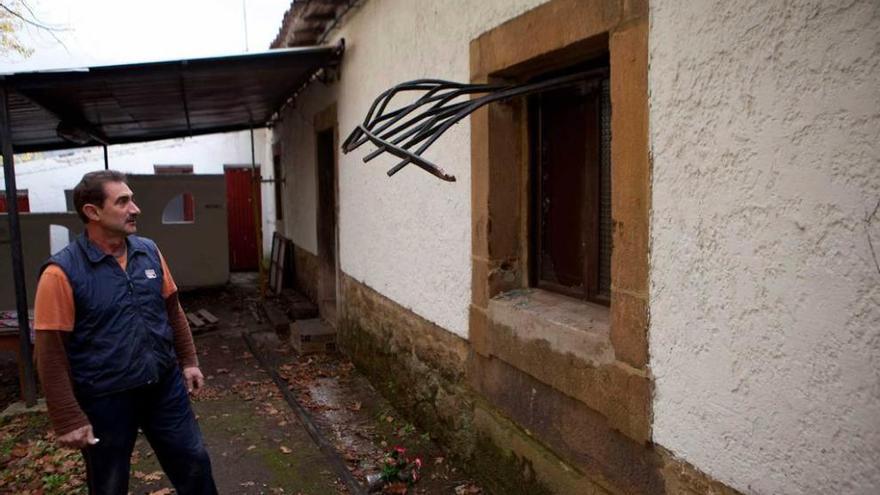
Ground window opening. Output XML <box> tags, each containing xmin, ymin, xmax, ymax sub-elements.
<box><xmin>529</xmin><ymin>65</ymin><xmax>611</xmax><ymax>304</ymax></box>
<box><xmin>155</xmin><ymin>165</ymin><xmax>195</xmax><ymax>223</ymax></box>
<box><xmin>162</xmin><ymin>193</ymin><xmax>196</xmax><ymax>224</ymax></box>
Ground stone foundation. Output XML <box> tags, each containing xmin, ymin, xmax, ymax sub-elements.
<box><xmin>338</xmin><ymin>272</ymin><xmax>741</xmax><ymax>495</ymax></box>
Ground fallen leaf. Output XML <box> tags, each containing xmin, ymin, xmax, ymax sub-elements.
<box><xmin>454</xmin><ymin>483</ymin><xmax>482</xmax><ymax>494</ymax></box>
<box><xmin>143</xmin><ymin>471</ymin><xmax>163</xmax><ymax>482</ymax></box>
<box><xmin>280</xmin><ymin>446</ymin><xmax>292</xmax><ymax>454</ymax></box>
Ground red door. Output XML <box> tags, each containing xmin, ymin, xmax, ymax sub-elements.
<box><xmin>225</xmin><ymin>167</ymin><xmax>261</xmax><ymax>271</ymax></box>
<box><xmin>0</xmin><ymin>192</ymin><xmax>30</xmax><ymax>213</ymax></box>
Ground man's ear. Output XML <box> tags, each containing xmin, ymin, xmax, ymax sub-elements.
<box><xmin>82</xmin><ymin>204</ymin><xmax>101</xmax><ymax>222</ymax></box>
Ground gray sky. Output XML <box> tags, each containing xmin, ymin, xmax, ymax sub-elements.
<box><xmin>0</xmin><ymin>0</ymin><xmax>292</xmax><ymax>73</ymax></box>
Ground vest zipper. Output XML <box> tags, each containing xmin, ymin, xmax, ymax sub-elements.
<box><xmin>124</xmin><ymin>256</ymin><xmax>158</xmax><ymax>386</ymax></box>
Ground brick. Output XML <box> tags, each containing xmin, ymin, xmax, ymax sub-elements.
<box><xmin>470</xmin><ymin>105</ymin><xmax>491</xmax><ymax>260</ymax></box>
<box><xmin>486</xmin><ymin>102</ymin><xmax>523</xmax><ymax>261</ymax></box>
<box><xmin>470</xmin><ymin>353</ymin><xmax>662</xmax><ymax>494</ymax></box>
<box><xmin>611</xmin><ymin>291</ymin><xmax>649</xmax><ymax>369</ymax></box>
<box><xmin>609</xmin><ymin>18</ymin><xmax>650</xmax><ymax>295</ymax></box>
<box><xmin>480</xmin><ymin>318</ymin><xmax>650</xmax><ymax>442</ymax></box>
<box><xmin>472</xmin><ymin>256</ymin><xmax>491</xmax><ymax>308</ymax></box>
<box><xmin>623</xmin><ymin>0</ymin><xmax>648</xmax><ymax>22</ymax></box>
<box><xmin>470</xmin><ymin>0</ymin><xmax>622</xmax><ymax>80</ymax></box>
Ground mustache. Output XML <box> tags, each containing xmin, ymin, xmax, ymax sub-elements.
<box><xmin>125</xmin><ymin>215</ymin><xmax>138</xmax><ymax>222</ymax></box>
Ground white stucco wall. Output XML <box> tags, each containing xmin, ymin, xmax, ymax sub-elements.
<box><xmin>2</xmin><ymin>129</ymin><xmax>271</xmax><ymax>254</ymax></box>
<box><xmin>275</xmin><ymin>81</ymin><xmax>335</xmax><ymax>254</ymax></box>
<box><xmin>648</xmin><ymin>1</ymin><xmax>880</xmax><ymax>494</ymax></box>
<box><xmin>278</xmin><ymin>0</ymin><xmax>548</xmax><ymax>337</ymax></box>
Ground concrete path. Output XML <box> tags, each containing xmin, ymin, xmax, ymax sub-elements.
<box><xmin>130</xmin><ymin>292</ymin><xmax>350</xmax><ymax>495</ymax></box>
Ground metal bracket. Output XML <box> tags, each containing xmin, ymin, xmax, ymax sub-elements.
<box><xmin>342</xmin><ymin>67</ymin><xmax>608</xmax><ymax>182</ymax></box>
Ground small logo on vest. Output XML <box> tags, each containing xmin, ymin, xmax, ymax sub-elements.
<box><xmin>145</xmin><ymin>269</ymin><xmax>157</xmax><ymax>279</ymax></box>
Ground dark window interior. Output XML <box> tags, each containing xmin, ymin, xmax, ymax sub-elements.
<box><xmin>529</xmin><ymin>61</ymin><xmax>611</xmax><ymax>305</ymax></box>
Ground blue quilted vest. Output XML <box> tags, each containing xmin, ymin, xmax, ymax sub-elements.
<box><xmin>42</xmin><ymin>234</ymin><xmax>177</xmax><ymax>397</ymax></box>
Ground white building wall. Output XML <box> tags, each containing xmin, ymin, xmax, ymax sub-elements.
<box><xmin>5</xmin><ymin>130</ymin><xmax>267</xmax><ymax>210</ymax></box>
<box><xmin>260</xmin><ymin>136</ymin><xmax>278</xmax><ymax>258</ymax></box>
<box><xmin>2</xmin><ymin>130</ymin><xmax>272</xmax><ymax>256</ymax></box>
<box><xmin>648</xmin><ymin>1</ymin><xmax>880</xmax><ymax>494</ymax></box>
<box><xmin>283</xmin><ymin>0</ymin><xmax>549</xmax><ymax>338</ymax></box>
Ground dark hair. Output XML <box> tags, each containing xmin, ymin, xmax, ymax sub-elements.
<box><xmin>72</xmin><ymin>170</ymin><xmax>128</xmax><ymax>223</ymax></box>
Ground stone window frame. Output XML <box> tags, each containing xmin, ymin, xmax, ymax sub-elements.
<box><xmin>469</xmin><ymin>0</ymin><xmax>650</xmax><ymax>441</ymax></box>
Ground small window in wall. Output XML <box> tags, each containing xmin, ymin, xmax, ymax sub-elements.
<box><xmin>529</xmin><ymin>65</ymin><xmax>611</xmax><ymax>305</ymax></box>
<box><xmin>155</xmin><ymin>165</ymin><xmax>195</xmax><ymax>224</ymax></box>
<box><xmin>49</xmin><ymin>225</ymin><xmax>71</xmax><ymax>255</ymax></box>
<box><xmin>273</xmin><ymin>151</ymin><xmax>283</xmax><ymax>221</ymax></box>
<box><xmin>0</xmin><ymin>190</ymin><xmax>30</xmax><ymax>212</ymax></box>
<box><xmin>162</xmin><ymin>194</ymin><xmax>195</xmax><ymax>224</ymax></box>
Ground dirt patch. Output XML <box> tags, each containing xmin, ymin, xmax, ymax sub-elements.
<box><xmin>0</xmin><ymin>413</ymin><xmax>87</xmax><ymax>494</ymax></box>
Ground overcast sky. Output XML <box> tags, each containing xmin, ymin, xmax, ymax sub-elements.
<box><xmin>0</xmin><ymin>0</ymin><xmax>292</xmax><ymax>73</ymax></box>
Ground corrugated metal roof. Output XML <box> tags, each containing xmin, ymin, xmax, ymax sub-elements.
<box><xmin>0</xmin><ymin>46</ymin><xmax>342</xmax><ymax>153</ymax></box>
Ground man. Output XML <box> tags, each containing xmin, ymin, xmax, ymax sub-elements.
<box><xmin>34</xmin><ymin>170</ymin><xmax>217</xmax><ymax>495</ymax></box>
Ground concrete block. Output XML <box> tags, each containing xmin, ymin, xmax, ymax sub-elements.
<box><xmin>290</xmin><ymin>318</ymin><xmax>336</xmax><ymax>354</ymax></box>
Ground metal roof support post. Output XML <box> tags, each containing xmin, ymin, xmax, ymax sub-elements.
<box><xmin>250</xmin><ymin>125</ymin><xmax>266</xmax><ymax>298</ymax></box>
<box><xmin>0</xmin><ymin>84</ymin><xmax>38</xmax><ymax>407</ymax></box>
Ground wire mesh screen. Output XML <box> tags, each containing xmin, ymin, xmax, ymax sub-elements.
<box><xmin>599</xmin><ymin>78</ymin><xmax>612</xmax><ymax>300</ymax></box>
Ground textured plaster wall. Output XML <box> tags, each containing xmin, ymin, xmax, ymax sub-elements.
<box><xmin>275</xmin><ymin>80</ymin><xmax>336</xmax><ymax>254</ymax></box>
<box><xmin>648</xmin><ymin>1</ymin><xmax>880</xmax><ymax>494</ymax></box>
<box><xmin>279</xmin><ymin>0</ymin><xmax>548</xmax><ymax>337</ymax></box>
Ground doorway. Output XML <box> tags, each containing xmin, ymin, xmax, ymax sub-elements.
<box><xmin>225</xmin><ymin>166</ymin><xmax>262</xmax><ymax>271</ymax></box>
<box><xmin>316</xmin><ymin>128</ymin><xmax>338</xmax><ymax>324</ymax></box>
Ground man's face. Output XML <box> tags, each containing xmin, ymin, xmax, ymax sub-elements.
<box><xmin>87</xmin><ymin>181</ymin><xmax>141</xmax><ymax>236</ymax></box>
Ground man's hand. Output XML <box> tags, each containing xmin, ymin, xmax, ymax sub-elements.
<box><xmin>57</xmin><ymin>424</ymin><xmax>99</xmax><ymax>449</ymax></box>
<box><xmin>183</xmin><ymin>366</ymin><xmax>205</xmax><ymax>394</ymax></box>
